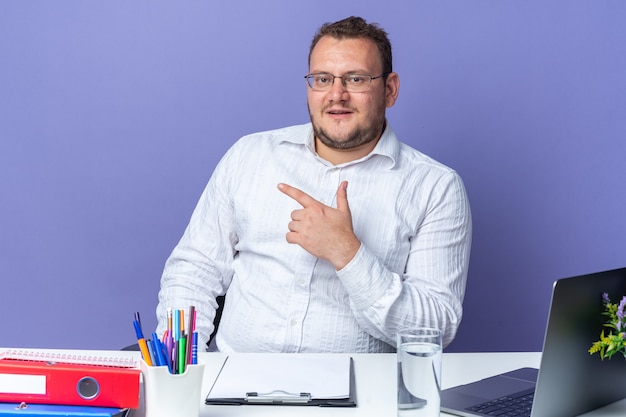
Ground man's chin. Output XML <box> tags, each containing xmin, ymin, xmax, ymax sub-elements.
<box><xmin>314</xmin><ymin>128</ymin><xmax>351</xmax><ymax>147</ymax></box>
<box><xmin>318</xmin><ymin>134</ymin><xmax>366</xmax><ymax>150</ymax></box>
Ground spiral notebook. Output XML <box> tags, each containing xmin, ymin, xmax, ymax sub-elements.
<box><xmin>0</xmin><ymin>349</ymin><xmax>138</xmax><ymax>368</ymax></box>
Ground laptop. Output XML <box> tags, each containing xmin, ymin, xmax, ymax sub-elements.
<box><xmin>441</xmin><ymin>267</ymin><xmax>626</xmax><ymax>417</ymax></box>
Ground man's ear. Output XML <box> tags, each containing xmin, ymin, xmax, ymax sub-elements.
<box><xmin>385</xmin><ymin>72</ymin><xmax>400</xmax><ymax>108</ymax></box>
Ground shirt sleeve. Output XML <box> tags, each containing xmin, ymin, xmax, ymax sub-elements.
<box><xmin>336</xmin><ymin>171</ymin><xmax>472</xmax><ymax>348</ymax></box>
<box><xmin>155</xmin><ymin>148</ymin><xmax>238</xmax><ymax>349</ymax></box>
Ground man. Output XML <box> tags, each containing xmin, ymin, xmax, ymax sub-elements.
<box><xmin>156</xmin><ymin>16</ymin><xmax>472</xmax><ymax>353</ymax></box>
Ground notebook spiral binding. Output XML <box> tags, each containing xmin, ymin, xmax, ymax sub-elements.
<box><xmin>0</xmin><ymin>349</ymin><xmax>138</xmax><ymax>368</ymax></box>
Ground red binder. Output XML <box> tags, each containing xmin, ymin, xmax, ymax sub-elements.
<box><xmin>0</xmin><ymin>358</ymin><xmax>140</xmax><ymax>409</ymax></box>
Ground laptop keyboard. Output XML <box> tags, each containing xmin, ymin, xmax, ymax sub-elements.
<box><xmin>466</xmin><ymin>391</ymin><xmax>534</xmax><ymax>416</ymax></box>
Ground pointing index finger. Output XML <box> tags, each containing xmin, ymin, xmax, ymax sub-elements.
<box><xmin>277</xmin><ymin>183</ymin><xmax>319</xmax><ymax>208</ymax></box>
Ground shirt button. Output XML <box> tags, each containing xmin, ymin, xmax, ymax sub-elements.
<box><xmin>291</xmin><ymin>319</ymin><xmax>298</xmax><ymax>326</ymax></box>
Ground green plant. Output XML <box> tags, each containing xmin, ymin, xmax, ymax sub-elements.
<box><xmin>589</xmin><ymin>293</ymin><xmax>626</xmax><ymax>360</ymax></box>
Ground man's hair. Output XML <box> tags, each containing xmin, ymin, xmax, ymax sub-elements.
<box><xmin>308</xmin><ymin>16</ymin><xmax>393</xmax><ymax>75</ymax></box>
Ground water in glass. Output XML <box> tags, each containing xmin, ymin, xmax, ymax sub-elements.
<box><xmin>398</xmin><ymin>341</ymin><xmax>442</xmax><ymax>417</ymax></box>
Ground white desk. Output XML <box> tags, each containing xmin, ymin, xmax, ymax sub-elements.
<box><xmin>148</xmin><ymin>351</ymin><xmax>626</xmax><ymax>417</ymax></box>
<box><xmin>4</xmin><ymin>349</ymin><xmax>626</xmax><ymax>416</ymax></box>
<box><xmin>194</xmin><ymin>351</ymin><xmax>544</xmax><ymax>417</ymax></box>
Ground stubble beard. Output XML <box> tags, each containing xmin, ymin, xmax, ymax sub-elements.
<box><xmin>309</xmin><ymin>104</ymin><xmax>386</xmax><ymax>151</ymax></box>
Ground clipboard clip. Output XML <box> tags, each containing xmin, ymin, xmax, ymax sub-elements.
<box><xmin>245</xmin><ymin>390</ymin><xmax>312</xmax><ymax>404</ymax></box>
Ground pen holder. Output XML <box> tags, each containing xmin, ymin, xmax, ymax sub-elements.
<box><xmin>140</xmin><ymin>359</ymin><xmax>205</xmax><ymax>417</ymax></box>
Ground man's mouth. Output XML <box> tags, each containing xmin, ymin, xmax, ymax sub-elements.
<box><xmin>327</xmin><ymin>108</ymin><xmax>354</xmax><ymax>115</ymax></box>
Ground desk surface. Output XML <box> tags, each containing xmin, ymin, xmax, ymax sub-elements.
<box><xmin>196</xmin><ymin>351</ymin><xmax>544</xmax><ymax>417</ymax></box>
<box><xmin>3</xmin><ymin>349</ymin><xmax>625</xmax><ymax>416</ymax></box>
<box><xmin>135</xmin><ymin>350</ymin><xmax>626</xmax><ymax>417</ymax></box>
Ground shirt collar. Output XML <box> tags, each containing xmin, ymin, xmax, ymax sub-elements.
<box><xmin>279</xmin><ymin>122</ymin><xmax>399</xmax><ymax>168</ymax></box>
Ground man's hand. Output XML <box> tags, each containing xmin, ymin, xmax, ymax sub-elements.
<box><xmin>277</xmin><ymin>181</ymin><xmax>361</xmax><ymax>270</ymax></box>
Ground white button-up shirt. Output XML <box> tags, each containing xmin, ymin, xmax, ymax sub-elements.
<box><xmin>157</xmin><ymin>123</ymin><xmax>472</xmax><ymax>352</ymax></box>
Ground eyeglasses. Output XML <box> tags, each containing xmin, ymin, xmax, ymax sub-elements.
<box><xmin>304</xmin><ymin>72</ymin><xmax>388</xmax><ymax>93</ymax></box>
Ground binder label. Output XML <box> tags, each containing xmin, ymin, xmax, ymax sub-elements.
<box><xmin>0</xmin><ymin>373</ymin><xmax>46</xmax><ymax>394</ymax></box>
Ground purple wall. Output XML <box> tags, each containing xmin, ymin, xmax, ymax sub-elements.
<box><xmin>1</xmin><ymin>1</ymin><xmax>624</xmax><ymax>352</ymax></box>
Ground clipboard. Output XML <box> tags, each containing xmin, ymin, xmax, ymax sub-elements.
<box><xmin>205</xmin><ymin>355</ymin><xmax>357</xmax><ymax>407</ymax></box>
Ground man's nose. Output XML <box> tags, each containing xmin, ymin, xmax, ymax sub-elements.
<box><xmin>328</xmin><ymin>77</ymin><xmax>349</xmax><ymax>100</ymax></box>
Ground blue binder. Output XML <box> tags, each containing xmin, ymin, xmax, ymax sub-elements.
<box><xmin>0</xmin><ymin>403</ymin><xmax>128</xmax><ymax>416</ymax></box>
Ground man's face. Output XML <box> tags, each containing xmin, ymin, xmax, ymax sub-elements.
<box><xmin>307</xmin><ymin>36</ymin><xmax>398</xmax><ymax>153</ymax></box>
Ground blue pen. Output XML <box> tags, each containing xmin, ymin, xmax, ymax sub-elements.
<box><xmin>174</xmin><ymin>311</ymin><xmax>180</xmax><ymax>341</ymax></box>
<box><xmin>163</xmin><ymin>340</ymin><xmax>174</xmax><ymax>372</ymax></box>
<box><xmin>191</xmin><ymin>332</ymin><xmax>198</xmax><ymax>365</ymax></box>
<box><xmin>133</xmin><ymin>316</ymin><xmax>153</xmax><ymax>366</ymax></box>
<box><xmin>152</xmin><ymin>332</ymin><xmax>167</xmax><ymax>367</ymax></box>
<box><xmin>146</xmin><ymin>338</ymin><xmax>157</xmax><ymax>366</ymax></box>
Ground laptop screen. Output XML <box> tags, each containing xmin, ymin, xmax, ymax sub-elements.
<box><xmin>532</xmin><ymin>267</ymin><xmax>626</xmax><ymax>416</ymax></box>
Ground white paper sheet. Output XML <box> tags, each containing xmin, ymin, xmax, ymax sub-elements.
<box><xmin>206</xmin><ymin>354</ymin><xmax>351</xmax><ymax>400</ymax></box>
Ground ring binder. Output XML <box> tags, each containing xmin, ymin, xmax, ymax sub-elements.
<box><xmin>0</xmin><ymin>355</ymin><xmax>140</xmax><ymax>408</ymax></box>
<box><xmin>245</xmin><ymin>391</ymin><xmax>312</xmax><ymax>404</ymax></box>
<box><xmin>0</xmin><ymin>402</ymin><xmax>129</xmax><ymax>416</ymax></box>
